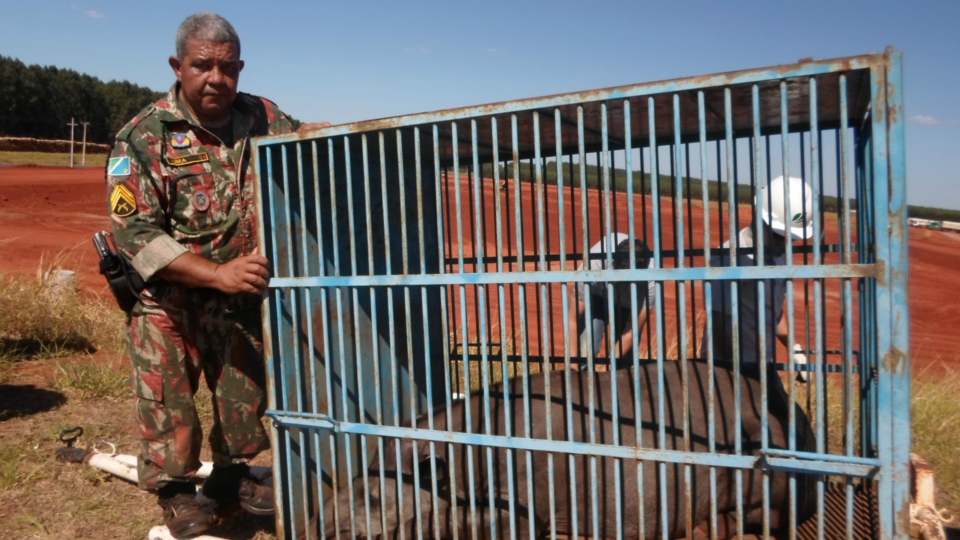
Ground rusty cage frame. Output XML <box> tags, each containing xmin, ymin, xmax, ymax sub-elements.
<box><xmin>253</xmin><ymin>49</ymin><xmax>908</xmax><ymax>539</ymax></box>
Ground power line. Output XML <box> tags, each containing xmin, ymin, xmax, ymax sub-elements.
<box><xmin>66</xmin><ymin>117</ymin><xmax>77</xmax><ymax>168</ymax></box>
<box><xmin>81</xmin><ymin>121</ymin><xmax>90</xmax><ymax>166</ymax></box>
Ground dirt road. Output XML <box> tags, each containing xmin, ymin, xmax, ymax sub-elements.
<box><xmin>0</xmin><ymin>165</ymin><xmax>956</xmax><ymax>373</ymax></box>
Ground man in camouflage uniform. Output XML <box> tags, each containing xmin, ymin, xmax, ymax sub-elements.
<box><xmin>106</xmin><ymin>13</ymin><xmax>327</xmax><ymax>538</ymax></box>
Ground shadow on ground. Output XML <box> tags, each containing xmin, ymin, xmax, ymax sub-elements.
<box><xmin>0</xmin><ymin>337</ymin><xmax>96</xmax><ymax>358</ymax></box>
<box><xmin>207</xmin><ymin>510</ymin><xmax>275</xmax><ymax>539</ymax></box>
<box><xmin>0</xmin><ymin>383</ymin><xmax>66</xmax><ymax>421</ymax></box>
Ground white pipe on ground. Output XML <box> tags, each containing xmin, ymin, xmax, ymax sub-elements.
<box><xmin>147</xmin><ymin>526</ymin><xmax>230</xmax><ymax>540</ymax></box>
<box><xmin>92</xmin><ymin>454</ymin><xmax>270</xmax><ymax>482</ymax></box>
<box><xmin>85</xmin><ymin>453</ymin><xmax>139</xmax><ymax>484</ymax></box>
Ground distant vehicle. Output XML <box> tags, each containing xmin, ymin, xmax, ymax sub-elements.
<box><xmin>928</xmin><ymin>221</ymin><xmax>944</xmax><ymax>231</ymax></box>
<box><xmin>943</xmin><ymin>221</ymin><xmax>960</xmax><ymax>233</ymax></box>
<box><xmin>909</xmin><ymin>218</ymin><xmax>932</xmax><ymax>228</ymax></box>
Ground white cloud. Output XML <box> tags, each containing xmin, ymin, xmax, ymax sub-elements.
<box><xmin>70</xmin><ymin>5</ymin><xmax>105</xmax><ymax>19</ymax></box>
<box><xmin>909</xmin><ymin>114</ymin><xmax>948</xmax><ymax>126</ymax></box>
<box><xmin>404</xmin><ymin>45</ymin><xmax>429</xmax><ymax>54</ymax></box>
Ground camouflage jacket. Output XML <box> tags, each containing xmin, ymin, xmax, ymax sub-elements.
<box><xmin>106</xmin><ymin>84</ymin><xmax>299</xmax><ymax>281</ymax></box>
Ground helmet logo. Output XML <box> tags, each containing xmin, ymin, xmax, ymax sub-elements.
<box><xmin>792</xmin><ymin>212</ymin><xmax>805</xmax><ymax>223</ymax></box>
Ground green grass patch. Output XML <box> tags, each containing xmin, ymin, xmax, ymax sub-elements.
<box><xmin>0</xmin><ymin>151</ymin><xmax>107</xmax><ymax>167</ymax></box>
<box><xmin>0</xmin><ymin>270</ymin><xmax>125</xmax><ymax>360</ymax></box>
<box><xmin>50</xmin><ymin>358</ymin><xmax>129</xmax><ymax>400</ymax></box>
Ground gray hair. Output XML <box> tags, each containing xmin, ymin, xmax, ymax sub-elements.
<box><xmin>175</xmin><ymin>12</ymin><xmax>241</xmax><ymax>59</ymax></box>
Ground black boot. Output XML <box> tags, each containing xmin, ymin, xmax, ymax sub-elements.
<box><xmin>157</xmin><ymin>481</ymin><xmax>210</xmax><ymax>538</ymax></box>
<box><xmin>202</xmin><ymin>463</ymin><xmax>275</xmax><ymax>516</ymax></box>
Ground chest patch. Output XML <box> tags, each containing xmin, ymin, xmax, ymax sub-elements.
<box><xmin>171</xmin><ymin>133</ymin><xmax>191</xmax><ymax>148</ymax></box>
<box><xmin>192</xmin><ymin>191</ymin><xmax>211</xmax><ymax>212</ymax></box>
<box><xmin>166</xmin><ymin>152</ymin><xmax>210</xmax><ymax>167</ymax></box>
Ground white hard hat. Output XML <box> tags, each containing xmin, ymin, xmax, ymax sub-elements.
<box><xmin>757</xmin><ymin>176</ymin><xmax>814</xmax><ymax>240</ymax></box>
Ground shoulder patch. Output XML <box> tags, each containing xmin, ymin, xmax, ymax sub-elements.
<box><xmin>110</xmin><ymin>183</ymin><xmax>137</xmax><ymax>217</ymax></box>
<box><xmin>108</xmin><ymin>157</ymin><xmax>130</xmax><ymax>176</ymax></box>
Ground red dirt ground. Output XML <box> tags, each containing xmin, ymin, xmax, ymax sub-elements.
<box><xmin>0</xmin><ymin>165</ymin><xmax>957</xmax><ymax>375</ymax></box>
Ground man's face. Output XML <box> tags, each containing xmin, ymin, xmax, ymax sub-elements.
<box><xmin>764</xmin><ymin>224</ymin><xmax>789</xmax><ymax>253</ymax></box>
<box><xmin>168</xmin><ymin>39</ymin><xmax>243</xmax><ymax>123</ymax></box>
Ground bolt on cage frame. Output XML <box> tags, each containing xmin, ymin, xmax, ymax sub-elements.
<box><xmin>253</xmin><ymin>49</ymin><xmax>908</xmax><ymax>540</ymax></box>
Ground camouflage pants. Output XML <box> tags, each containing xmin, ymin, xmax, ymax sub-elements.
<box><xmin>126</xmin><ymin>290</ymin><xmax>269</xmax><ymax>491</ymax></box>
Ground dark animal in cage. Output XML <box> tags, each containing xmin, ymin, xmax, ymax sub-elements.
<box><xmin>319</xmin><ymin>360</ymin><xmax>815</xmax><ymax>540</ymax></box>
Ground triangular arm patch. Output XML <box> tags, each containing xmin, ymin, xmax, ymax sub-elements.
<box><xmin>110</xmin><ymin>183</ymin><xmax>137</xmax><ymax>217</ymax></box>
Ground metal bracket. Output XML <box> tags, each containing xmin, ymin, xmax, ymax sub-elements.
<box><xmin>266</xmin><ymin>410</ymin><xmax>339</xmax><ymax>433</ymax></box>
<box><xmin>761</xmin><ymin>448</ymin><xmax>881</xmax><ymax>478</ymax></box>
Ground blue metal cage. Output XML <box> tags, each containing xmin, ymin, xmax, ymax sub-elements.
<box><xmin>253</xmin><ymin>49</ymin><xmax>908</xmax><ymax>540</ymax></box>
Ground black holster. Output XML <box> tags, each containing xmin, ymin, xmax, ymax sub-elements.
<box><xmin>93</xmin><ymin>231</ymin><xmax>146</xmax><ymax>314</ymax></box>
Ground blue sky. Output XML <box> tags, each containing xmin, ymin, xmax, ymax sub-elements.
<box><xmin>1</xmin><ymin>1</ymin><xmax>958</xmax><ymax>209</ymax></box>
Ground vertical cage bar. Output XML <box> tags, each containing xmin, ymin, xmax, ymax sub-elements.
<box><xmin>343</xmin><ymin>135</ymin><xmax>376</xmax><ymax>539</ymax></box>
<box><xmin>808</xmin><ymin>76</ymin><xmax>828</xmax><ymax>540</ymax></box>
<box><xmin>451</xmin><ymin>121</ymin><xmax>481</xmax><ymax>540</ymax></box>
<box><xmin>294</xmin><ymin>142</ymin><xmax>315</xmax><ymax>537</ymax></box>
<box><xmin>471</xmin><ymin>118</ymin><xmax>501</xmax><ymax>540</ymax></box>
<box><xmin>556</xmin><ymin>108</ymin><xmax>580</xmax><ymax>540</ymax></box>
<box><xmin>360</xmin><ymin>133</ymin><xmax>391</xmax><ymax>539</ymax></box>
<box><xmin>433</xmin><ymin>125</ymin><xmax>460</xmax><ymax>540</ymax></box>
<box><xmin>723</xmin><ymin>86</ymin><xmax>745</xmax><ymax>540</ymax></box>
<box><xmin>413</xmin><ymin>126</ymin><xmax>443</xmax><ymax>540</ymax></box>
<box><xmin>279</xmin><ymin>144</ymin><xmax>304</xmax><ymax>534</ymax></box>
<box><xmin>885</xmin><ymin>50</ymin><xmax>911</xmax><ymax>540</ymax></box>
<box><xmin>491</xmin><ymin>116</ymin><xmax>519</xmax><ymax>540</ymax></box>
<box><xmin>531</xmin><ymin>112</ymin><xmax>558</xmax><ymax>539</ymax></box>
<box><xmin>779</xmin><ymin>80</ymin><xmax>799</xmax><ymax>540</ymax></box>
<box><xmin>377</xmin><ymin>132</ymin><xmax>406</xmax><ymax>540</ymax></box>
<box><xmin>395</xmin><ymin>130</ymin><xmax>427</xmax><ymax>540</ymax></box>
<box><xmin>672</xmin><ymin>93</ymin><xmax>693</xmax><ymax>540</ymax></box>
<box><xmin>839</xmin><ymin>74</ymin><xmax>857</xmax><ymax>540</ymax></box>
<box><xmin>623</xmin><ymin>98</ymin><xmax>647</xmax><ymax>539</ymax></box>
<box><xmin>868</xmin><ymin>59</ymin><xmax>897</xmax><ymax>540</ymax></box>
<box><xmin>599</xmin><ymin>102</ymin><xmax>624</xmax><ymax>540</ymax></box>
<box><xmin>510</xmin><ymin>113</ymin><xmax>536</xmax><ymax>540</ymax></box>
<box><xmin>326</xmin><ymin>138</ymin><xmax>358</xmax><ymax>540</ymax></box>
<box><xmin>697</xmin><ymin>90</ymin><xmax>719</xmax><ymax>540</ymax></box>
<box><xmin>260</xmin><ymin>147</ymin><xmax>288</xmax><ymax>537</ymax></box>
<box><xmin>647</xmin><ymin>96</ymin><xmax>669</xmax><ymax>540</ymax></box>
<box><xmin>306</xmin><ymin>141</ymin><xmax>328</xmax><ymax>540</ymax></box>
<box><xmin>750</xmin><ymin>83</ymin><xmax>772</xmax><ymax>540</ymax></box>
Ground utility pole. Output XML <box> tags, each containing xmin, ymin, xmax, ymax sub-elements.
<box><xmin>81</xmin><ymin>122</ymin><xmax>90</xmax><ymax>166</ymax></box>
<box><xmin>67</xmin><ymin>117</ymin><xmax>77</xmax><ymax>168</ymax></box>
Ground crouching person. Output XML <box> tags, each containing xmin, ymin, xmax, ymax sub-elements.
<box><xmin>568</xmin><ymin>233</ymin><xmax>656</xmax><ymax>367</ymax></box>
<box><xmin>701</xmin><ymin>175</ymin><xmax>813</xmax><ymax>388</ymax></box>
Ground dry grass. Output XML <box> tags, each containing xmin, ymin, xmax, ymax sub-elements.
<box><xmin>0</xmin><ymin>268</ymin><xmax>125</xmax><ymax>361</ymax></box>
<box><xmin>0</xmin><ymin>354</ymin><xmax>276</xmax><ymax>540</ymax></box>
<box><xmin>0</xmin><ymin>151</ymin><xmax>107</xmax><ymax>167</ymax></box>
<box><xmin>0</xmin><ymin>387</ymin><xmax>164</xmax><ymax>539</ymax></box>
<box><xmin>911</xmin><ymin>365</ymin><xmax>960</xmax><ymax>518</ymax></box>
<box><xmin>795</xmin><ymin>366</ymin><xmax>959</xmax><ymax>517</ymax></box>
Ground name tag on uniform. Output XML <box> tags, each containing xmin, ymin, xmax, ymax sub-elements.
<box><xmin>166</xmin><ymin>152</ymin><xmax>210</xmax><ymax>167</ymax></box>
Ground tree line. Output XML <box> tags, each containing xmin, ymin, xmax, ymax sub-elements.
<box><xmin>0</xmin><ymin>55</ymin><xmax>165</xmax><ymax>144</ymax></box>
<box><xmin>490</xmin><ymin>162</ymin><xmax>960</xmax><ymax>222</ymax></box>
